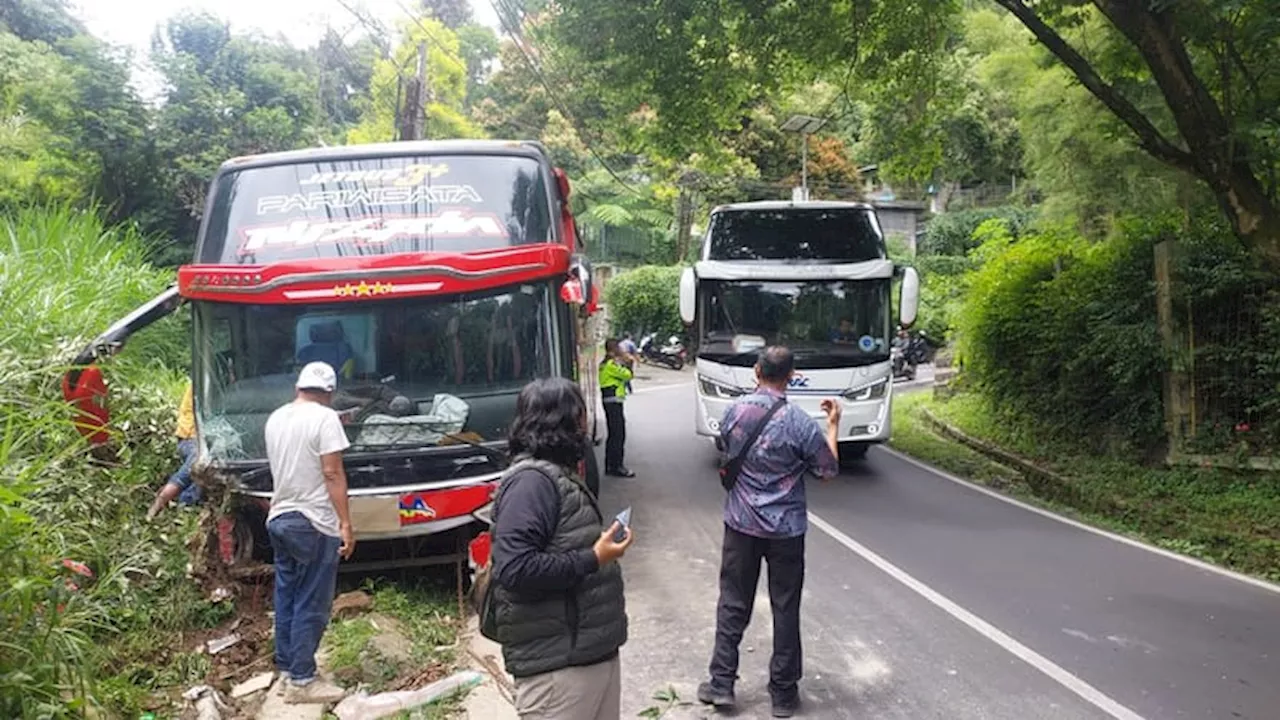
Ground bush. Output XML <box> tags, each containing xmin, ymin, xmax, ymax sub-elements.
<box><xmin>603</xmin><ymin>265</ymin><xmax>685</xmax><ymax>340</ymax></box>
<box><xmin>955</xmin><ymin>217</ymin><xmax>1167</xmax><ymax>451</ymax></box>
<box><xmin>919</xmin><ymin>205</ymin><xmax>1037</xmax><ymax>256</ymax></box>
<box><xmin>0</xmin><ymin>206</ymin><xmax>195</xmax><ymax>717</ymax></box>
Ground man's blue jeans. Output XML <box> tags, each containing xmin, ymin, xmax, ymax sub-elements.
<box><xmin>268</xmin><ymin>512</ymin><xmax>340</xmax><ymax>684</ymax></box>
<box><xmin>167</xmin><ymin>439</ymin><xmax>203</xmax><ymax>505</ymax></box>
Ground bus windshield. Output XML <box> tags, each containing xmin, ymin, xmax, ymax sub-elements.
<box><xmin>198</xmin><ymin>154</ymin><xmax>553</xmax><ymax>264</ymax></box>
<box><xmin>706</xmin><ymin>207</ymin><xmax>885</xmax><ymax>262</ymax></box>
<box><xmin>193</xmin><ymin>282</ymin><xmax>561</xmax><ymax>461</ymax></box>
<box><xmin>699</xmin><ymin>279</ymin><xmax>891</xmax><ymax>368</ymax></box>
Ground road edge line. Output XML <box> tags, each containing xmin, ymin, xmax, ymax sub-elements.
<box><xmin>808</xmin><ymin>512</ymin><xmax>1146</xmax><ymax>720</ymax></box>
<box><xmin>877</xmin><ymin>445</ymin><xmax>1280</xmax><ymax>596</ymax></box>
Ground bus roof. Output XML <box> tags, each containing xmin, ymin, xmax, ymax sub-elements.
<box><xmin>217</xmin><ymin>139</ymin><xmax>551</xmax><ymax>173</ymax></box>
<box><xmin>709</xmin><ymin>200</ymin><xmax>876</xmax><ymax>214</ymax></box>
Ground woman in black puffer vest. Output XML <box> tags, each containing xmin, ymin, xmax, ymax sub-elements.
<box><xmin>490</xmin><ymin>378</ymin><xmax>634</xmax><ymax>720</ymax></box>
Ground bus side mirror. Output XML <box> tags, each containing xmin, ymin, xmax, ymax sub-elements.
<box><xmin>679</xmin><ymin>267</ymin><xmax>696</xmax><ymax>325</ymax></box>
<box><xmin>899</xmin><ymin>266</ymin><xmax>920</xmax><ymax>328</ymax></box>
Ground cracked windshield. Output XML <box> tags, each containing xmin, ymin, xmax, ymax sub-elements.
<box><xmin>196</xmin><ymin>282</ymin><xmax>554</xmax><ymax>460</ymax></box>
<box><xmin>11</xmin><ymin>0</ymin><xmax>1280</xmax><ymax>717</ymax></box>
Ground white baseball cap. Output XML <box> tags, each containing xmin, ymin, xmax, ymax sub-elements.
<box><xmin>296</xmin><ymin>361</ymin><xmax>337</xmax><ymax>392</ymax></box>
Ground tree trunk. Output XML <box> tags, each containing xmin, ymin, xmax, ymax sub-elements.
<box><xmin>674</xmin><ymin>186</ymin><xmax>694</xmax><ymax>263</ymax></box>
<box><xmin>1092</xmin><ymin>1</ymin><xmax>1280</xmax><ymax>266</ymax></box>
<box><xmin>993</xmin><ymin>0</ymin><xmax>1280</xmax><ymax>267</ymax></box>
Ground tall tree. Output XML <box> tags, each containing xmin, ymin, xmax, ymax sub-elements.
<box><xmin>0</xmin><ymin>3</ymin><xmax>155</xmax><ymax>225</ymax></box>
<box><xmin>967</xmin><ymin>8</ymin><xmax>1178</xmax><ymax>230</ymax></box>
<box><xmin>0</xmin><ymin>0</ymin><xmax>80</xmax><ymax>44</ymax></box>
<box><xmin>346</xmin><ymin>15</ymin><xmax>482</xmax><ymax>143</ymax></box>
<box><xmin>987</xmin><ymin>0</ymin><xmax>1280</xmax><ymax>263</ymax></box>
<box><xmin>553</xmin><ymin>0</ymin><xmax>1280</xmax><ymax>266</ymax></box>
<box><xmin>316</xmin><ymin>29</ymin><xmax>379</xmax><ymax>130</ymax></box>
<box><xmin>455</xmin><ymin>23</ymin><xmax>499</xmax><ymax>101</ymax></box>
<box><xmin>151</xmin><ymin>12</ymin><xmax>324</xmax><ymax>255</ymax></box>
<box><xmin>420</xmin><ymin>0</ymin><xmax>472</xmax><ymax>29</ymax></box>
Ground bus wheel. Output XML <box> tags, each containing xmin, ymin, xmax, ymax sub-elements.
<box><xmin>838</xmin><ymin>442</ymin><xmax>869</xmax><ymax>468</ymax></box>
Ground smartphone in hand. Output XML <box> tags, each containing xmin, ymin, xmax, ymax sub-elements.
<box><xmin>613</xmin><ymin>507</ymin><xmax>631</xmax><ymax>543</ymax></box>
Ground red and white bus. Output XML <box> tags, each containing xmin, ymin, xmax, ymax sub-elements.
<box><xmin>64</xmin><ymin>140</ymin><xmax>601</xmax><ymax>576</ymax></box>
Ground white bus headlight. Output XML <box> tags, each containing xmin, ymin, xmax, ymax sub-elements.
<box><xmin>699</xmin><ymin>376</ymin><xmax>747</xmax><ymax>399</ymax></box>
<box><xmin>842</xmin><ymin>377</ymin><xmax>888</xmax><ymax>402</ymax></box>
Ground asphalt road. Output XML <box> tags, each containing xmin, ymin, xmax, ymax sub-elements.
<box><xmin>595</xmin><ymin>373</ymin><xmax>1280</xmax><ymax>719</ymax></box>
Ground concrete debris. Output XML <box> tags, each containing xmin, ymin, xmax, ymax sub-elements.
<box><xmin>183</xmin><ymin>686</ymin><xmax>229</xmax><ymax>720</ymax></box>
<box><xmin>333</xmin><ymin>671</ymin><xmax>484</xmax><ymax>720</ymax></box>
<box><xmin>230</xmin><ymin>671</ymin><xmax>276</xmax><ymax>699</ymax></box>
<box><xmin>206</xmin><ymin>633</ymin><xmax>242</xmax><ymax>655</ymax></box>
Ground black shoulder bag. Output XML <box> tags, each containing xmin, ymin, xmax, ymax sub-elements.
<box><xmin>718</xmin><ymin>398</ymin><xmax>787</xmax><ymax>491</ymax></box>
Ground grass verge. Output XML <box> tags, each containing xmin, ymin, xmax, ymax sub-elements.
<box><xmin>0</xmin><ymin>206</ymin><xmax>220</xmax><ymax>718</ymax></box>
<box><xmin>322</xmin><ymin>580</ymin><xmax>468</xmax><ymax>718</ymax></box>
<box><xmin>891</xmin><ymin>391</ymin><xmax>1280</xmax><ymax>582</ymax></box>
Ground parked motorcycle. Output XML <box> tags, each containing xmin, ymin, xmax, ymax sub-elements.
<box><xmin>892</xmin><ymin>330</ymin><xmax>933</xmax><ymax>381</ymax></box>
<box><xmin>639</xmin><ymin>332</ymin><xmax>686</xmax><ymax>370</ymax></box>
<box><xmin>891</xmin><ymin>344</ymin><xmax>915</xmax><ymax>380</ymax></box>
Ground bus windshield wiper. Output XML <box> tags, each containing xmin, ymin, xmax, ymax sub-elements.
<box><xmin>439</xmin><ymin>433</ymin><xmax>511</xmax><ymax>468</ymax></box>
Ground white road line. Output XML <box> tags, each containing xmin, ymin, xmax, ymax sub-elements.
<box><xmin>808</xmin><ymin>512</ymin><xmax>1146</xmax><ymax>720</ymax></box>
<box><xmin>878</xmin><ymin>445</ymin><xmax>1280</xmax><ymax>596</ymax></box>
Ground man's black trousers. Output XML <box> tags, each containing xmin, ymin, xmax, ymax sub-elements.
<box><xmin>708</xmin><ymin>524</ymin><xmax>805</xmax><ymax>701</ymax></box>
<box><xmin>603</xmin><ymin>401</ymin><xmax>626</xmax><ymax>471</ymax></box>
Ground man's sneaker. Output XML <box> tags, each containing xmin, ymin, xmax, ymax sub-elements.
<box><xmin>771</xmin><ymin>694</ymin><xmax>801</xmax><ymax>717</ymax></box>
<box><xmin>284</xmin><ymin>678</ymin><xmax>346</xmax><ymax>704</ymax></box>
<box><xmin>696</xmin><ymin>681</ymin><xmax>735</xmax><ymax>708</ymax></box>
<box><xmin>607</xmin><ymin>466</ymin><xmax>636</xmax><ymax>478</ymax></box>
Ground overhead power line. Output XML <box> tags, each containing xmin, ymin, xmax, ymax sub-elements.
<box><xmin>482</xmin><ymin>0</ymin><xmax>640</xmax><ymax>196</ymax></box>
<box><xmin>391</xmin><ymin>0</ymin><xmax>469</xmax><ymax>69</ymax></box>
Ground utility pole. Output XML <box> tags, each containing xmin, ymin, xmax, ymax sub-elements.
<box><xmin>415</xmin><ymin>41</ymin><xmax>428</xmax><ymax>140</ymax></box>
<box><xmin>397</xmin><ymin>41</ymin><xmax>428</xmax><ymax>141</ymax></box>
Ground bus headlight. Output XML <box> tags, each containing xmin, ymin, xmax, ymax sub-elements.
<box><xmin>843</xmin><ymin>377</ymin><xmax>888</xmax><ymax>402</ymax></box>
<box><xmin>699</xmin><ymin>377</ymin><xmax>747</xmax><ymax>399</ymax></box>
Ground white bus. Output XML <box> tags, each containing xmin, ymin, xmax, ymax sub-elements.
<box><xmin>678</xmin><ymin>201</ymin><xmax>920</xmax><ymax>463</ymax></box>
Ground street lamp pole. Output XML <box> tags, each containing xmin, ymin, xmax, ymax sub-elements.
<box><xmin>781</xmin><ymin>114</ymin><xmax>827</xmax><ymax>201</ymax></box>
<box><xmin>801</xmin><ymin>132</ymin><xmax>808</xmax><ymax>193</ymax></box>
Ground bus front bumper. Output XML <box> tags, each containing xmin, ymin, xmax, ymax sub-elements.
<box><xmin>695</xmin><ymin>390</ymin><xmax>891</xmax><ymax>445</ymax></box>
<box><xmin>236</xmin><ymin>476</ymin><xmax>500</xmax><ymax>541</ymax></box>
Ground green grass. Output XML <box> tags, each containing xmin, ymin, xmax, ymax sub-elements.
<box><xmin>0</xmin><ymin>206</ymin><xmax>199</xmax><ymax>718</ymax></box>
<box><xmin>890</xmin><ymin>391</ymin><xmax>1280</xmax><ymax>582</ymax></box>
<box><xmin>323</xmin><ymin>581</ymin><xmax>464</xmax><ymax>698</ymax></box>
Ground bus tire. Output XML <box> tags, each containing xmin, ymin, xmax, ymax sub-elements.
<box><xmin>839</xmin><ymin>442</ymin><xmax>869</xmax><ymax>467</ymax></box>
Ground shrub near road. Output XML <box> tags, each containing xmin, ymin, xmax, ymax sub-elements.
<box><xmin>0</xmin><ymin>207</ymin><xmax>211</xmax><ymax>717</ymax></box>
<box><xmin>603</xmin><ymin>265</ymin><xmax>685</xmax><ymax>339</ymax></box>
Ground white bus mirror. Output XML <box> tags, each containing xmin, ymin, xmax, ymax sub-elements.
<box><xmin>899</xmin><ymin>266</ymin><xmax>920</xmax><ymax>328</ymax></box>
<box><xmin>679</xmin><ymin>267</ymin><xmax>696</xmax><ymax>324</ymax></box>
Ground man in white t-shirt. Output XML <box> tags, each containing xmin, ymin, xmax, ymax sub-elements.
<box><xmin>265</xmin><ymin>361</ymin><xmax>355</xmax><ymax>704</ymax></box>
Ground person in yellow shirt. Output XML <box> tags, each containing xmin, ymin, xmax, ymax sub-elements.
<box><xmin>146</xmin><ymin>382</ymin><xmax>201</xmax><ymax>520</ymax></box>
<box><xmin>599</xmin><ymin>339</ymin><xmax>636</xmax><ymax>478</ymax></box>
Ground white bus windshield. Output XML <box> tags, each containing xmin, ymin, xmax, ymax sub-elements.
<box><xmin>706</xmin><ymin>207</ymin><xmax>885</xmax><ymax>262</ymax></box>
<box><xmin>699</xmin><ymin>279</ymin><xmax>891</xmax><ymax>368</ymax></box>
